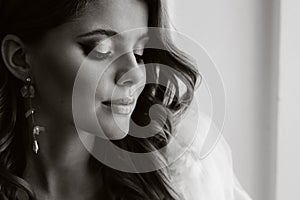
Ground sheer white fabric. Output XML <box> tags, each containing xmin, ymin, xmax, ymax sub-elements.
<box><xmin>165</xmin><ymin>98</ymin><xmax>252</xmax><ymax>200</ymax></box>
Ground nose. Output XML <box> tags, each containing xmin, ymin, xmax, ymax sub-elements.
<box><xmin>115</xmin><ymin>53</ymin><xmax>145</xmax><ymax>87</ymax></box>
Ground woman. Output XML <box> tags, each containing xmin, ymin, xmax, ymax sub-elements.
<box><xmin>0</xmin><ymin>0</ymin><xmax>251</xmax><ymax>199</ymax></box>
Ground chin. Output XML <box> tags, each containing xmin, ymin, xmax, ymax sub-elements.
<box><xmin>74</xmin><ymin>119</ymin><xmax>129</xmax><ymax>140</ymax></box>
<box><xmin>100</xmin><ymin>118</ymin><xmax>130</xmax><ymax>140</ymax></box>
<box><xmin>103</xmin><ymin>127</ymin><xmax>129</xmax><ymax>140</ymax></box>
<box><xmin>93</xmin><ymin>104</ymin><xmax>133</xmax><ymax>140</ymax></box>
<box><xmin>107</xmin><ymin>132</ymin><xmax>128</xmax><ymax>140</ymax></box>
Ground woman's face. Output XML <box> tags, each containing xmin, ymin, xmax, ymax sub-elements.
<box><xmin>27</xmin><ymin>0</ymin><xmax>149</xmax><ymax>139</ymax></box>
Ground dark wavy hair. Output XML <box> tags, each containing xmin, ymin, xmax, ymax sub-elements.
<box><xmin>0</xmin><ymin>0</ymin><xmax>200</xmax><ymax>199</ymax></box>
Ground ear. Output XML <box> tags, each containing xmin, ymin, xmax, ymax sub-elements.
<box><xmin>1</xmin><ymin>34</ymin><xmax>31</xmax><ymax>81</ymax></box>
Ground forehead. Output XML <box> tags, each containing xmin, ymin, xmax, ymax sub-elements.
<box><xmin>73</xmin><ymin>0</ymin><xmax>148</xmax><ymax>35</ymax></box>
<box><xmin>32</xmin><ymin>0</ymin><xmax>149</xmax><ymax>50</ymax></box>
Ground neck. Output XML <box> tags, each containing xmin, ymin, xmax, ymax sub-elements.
<box><xmin>24</xmin><ymin>111</ymin><xmax>102</xmax><ymax>199</ymax></box>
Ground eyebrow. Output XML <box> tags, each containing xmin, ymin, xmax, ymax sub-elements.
<box><xmin>77</xmin><ymin>28</ymin><xmax>119</xmax><ymax>38</ymax></box>
<box><xmin>77</xmin><ymin>28</ymin><xmax>149</xmax><ymax>41</ymax></box>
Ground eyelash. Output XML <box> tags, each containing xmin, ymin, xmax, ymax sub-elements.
<box><xmin>134</xmin><ymin>53</ymin><xmax>145</xmax><ymax>64</ymax></box>
<box><xmin>79</xmin><ymin>43</ymin><xmax>145</xmax><ymax>64</ymax></box>
<box><xmin>79</xmin><ymin>43</ymin><xmax>112</xmax><ymax>60</ymax></box>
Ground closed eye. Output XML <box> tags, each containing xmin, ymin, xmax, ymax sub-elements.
<box><xmin>79</xmin><ymin>43</ymin><xmax>112</xmax><ymax>60</ymax></box>
<box><xmin>134</xmin><ymin>53</ymin><xmax>144</xmax><ymax>64</ymax></box>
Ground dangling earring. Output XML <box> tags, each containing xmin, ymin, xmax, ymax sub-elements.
<box><xmin>20</xmin><ymin>77</ymin><xmax>45</xmax><ymax>154</ymax></box>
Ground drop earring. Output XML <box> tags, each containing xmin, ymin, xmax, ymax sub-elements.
<box><xmin>21</xmin><ymin>77</ymin><xmax>45</xmax><ymax>154</ymax></box>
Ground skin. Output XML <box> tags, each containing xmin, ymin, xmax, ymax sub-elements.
<box><xmin>29</xmin><ymin>0</ymin><xmax>149</xmax><ymax>140</ymax></box>
<box><xmin>1</xmin><ymin>0</ymin><xmax>149</xmax><ymax>199</ymax></box>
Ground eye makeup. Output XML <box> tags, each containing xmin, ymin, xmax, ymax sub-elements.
<box><xmin>78</xmin><ymin>38</ymin><xmax>113</xmax><ymax>60</ymax></box>
<box><xmin>133</xmin><ymin>36</ymin><xmax>149</xmax><ymax>64</ymax></box>
<box><xmin>133</xmin><ymin>48</ymin><xmax>145</xmax><ymax>64</ymax></box>
<box><xmin>78</xmin><ymin>34</ymin><xmax>150</xmax><ymax>63</ymax></box>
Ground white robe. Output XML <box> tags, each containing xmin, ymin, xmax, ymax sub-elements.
<box><xmin>165</xmin><ymin>100</ymin><xmax>252</xmax><ymax>200</ymax></box>
<box><xmin>167</xmin><ymin>135</ymin><xmax>252</xmax><ymax>200</ymax></box>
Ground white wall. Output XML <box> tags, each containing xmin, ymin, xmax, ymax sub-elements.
<box><xmin>170</xmin><ymin>1</ymin><xmax>279</xmax><ymax>200</ymax></box>
<box><xmin>276</xmin><ymin>0</ymin><xmax>300</xmax><ymax>199</ymax></box>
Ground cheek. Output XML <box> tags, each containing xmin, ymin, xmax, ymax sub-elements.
<box><xmin>32</xmin><ymin>45</ymin><xmax>84</xmax><ymax>120</ymax></box>
<box><xmin>70</xmin><ymin>59</ymin><xmax>115</xmax><ymax>135</ymax></box>
<box><xmin>90</xmin><ymin>66</ymin><xmax>147</xmax><ymax>139</ymax></box>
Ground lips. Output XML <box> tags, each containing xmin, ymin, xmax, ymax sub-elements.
<box><xmin>102</xmin><ymin>97</ymin><xmax>134</xmax><ymax>105</ymax></box>
<box><xmin>102</xmin><ymin>97</ymin><xmax>135</xmax><ymax>115</ymax></box>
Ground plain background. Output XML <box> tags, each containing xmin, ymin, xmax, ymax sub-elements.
<box><xmin>170</xmin><ymin>0</ymin><xmax>300</xmax><ymax>200</ymax></box>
